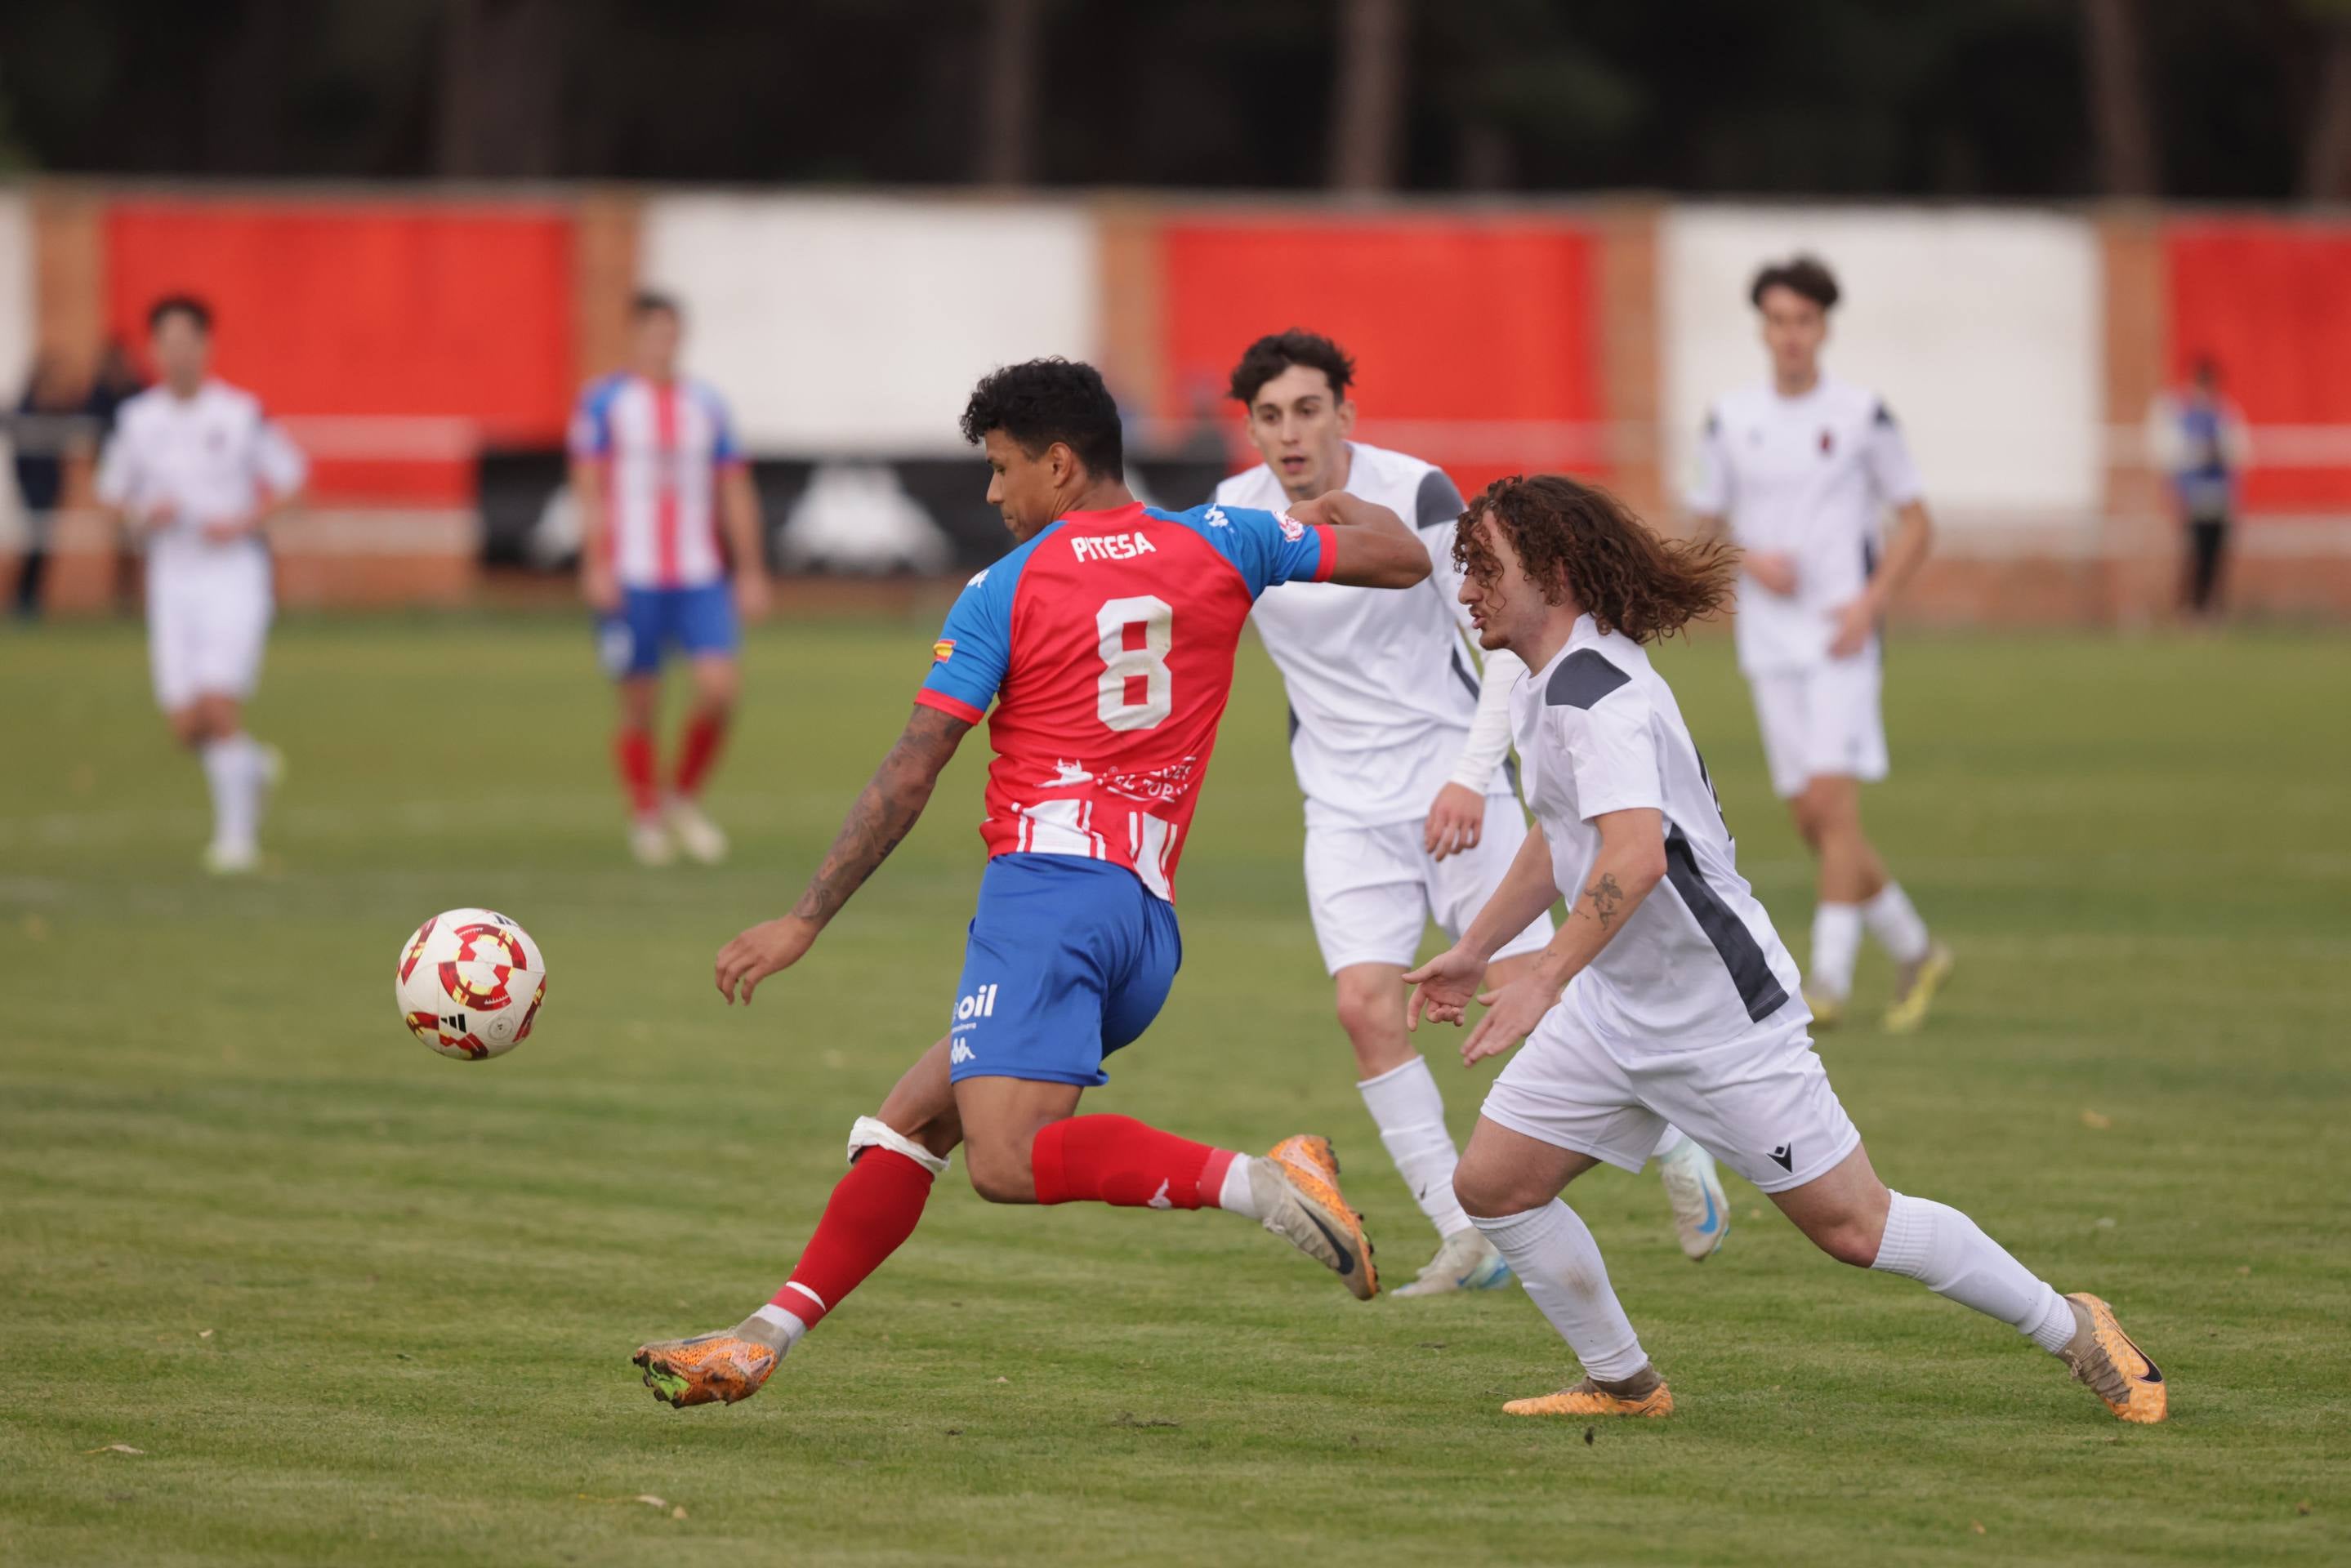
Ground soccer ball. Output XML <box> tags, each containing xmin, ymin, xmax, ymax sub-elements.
<box><xmin>394</xmin><ymin>908</ymin><xmax>547</xmax><ymax>1062</ymax></box>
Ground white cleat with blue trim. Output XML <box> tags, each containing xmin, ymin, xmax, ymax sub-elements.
<box><xmin>1656</xmin><ymin>1135</ymin><xmax>1730</xmax><ymax>1261</ymax></box>
<box><xmin>1391</xmin><ymin>1226</ymin><xmax>1515</xmax><ymax>1297</ymax></box>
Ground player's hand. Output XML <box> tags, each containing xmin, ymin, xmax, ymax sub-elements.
<box><xmin>715</xmin><ymin>915</ymin><xmax>818</xmax><ymax>1004</ymax></box>
<box><xmin>734</xmin><ymin>572</ymin><xmax>773</xmax><ymax>622</ymax></box>
<box><xmin>1745</xmin><ymin>550</ymin><xmax>1799</xmax><ymax>596</ymax></box>
<box><xmin>1423</xmin><ymin>782</ymin><xmax>1485</xmax><ymax>861</ymax></box>
<box><xmin>1283</xmin><ymin>491</ymin><xmax>1348</xmax><ymax>530</ymax></box>
<box><xmin>582</xmin><ymin>560</ymin><xmax>622</xmax><ymax>615</ymax></box>
<box><xmin>136</xmin><ymin>500</ymin><xmax>181</xmax><ymax>534</ymax></box>
<box><xmin>1403</xmin><ymin>945</ymin><xmax>1485</xmax><ymax>1031</ymax></box>
<box><xmin>200</xmin><ymin>511</ymin><xmax>257</xmax><ymax>546</ymax></box>
<box><xmin>1827</xmin><ymin>595</ymin><xmax>1877</xmax><ymax>659</ymax></box>
<box><xmin>1458</xmin><ymin>972</ymin><xmax>1557</xmax><ymax>1067</ymax></box>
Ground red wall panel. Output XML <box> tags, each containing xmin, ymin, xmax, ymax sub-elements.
<box><xmin>106</xmin><ymin>202</ymin><xmax>577</xmax><ymax>501</ymax></box>
<box><xmin>2165</xmin><ymin>220</ymin><xmax>2351</xmax><ymax>510</ymax></box>
<box><xmin>1158</xmin><ymin>216</ymin><xmax>1601</xmax><ymax>494</ymax></box>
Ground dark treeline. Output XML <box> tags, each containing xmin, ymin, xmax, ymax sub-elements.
<box><xmin>2</xmin><ymin>0</ymin><xmax>2347</xmax><ymax>199</ymax></box>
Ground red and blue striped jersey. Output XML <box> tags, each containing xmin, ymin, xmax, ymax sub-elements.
<box><xmin>569</xmin><ymin>372</ymin><xmax>745</xmax><ymax>590</ymax></box>
<box><xmin>915</xmin><ymin>499</ymin><xmax>1332</xmax><ymax>902</ymax></box>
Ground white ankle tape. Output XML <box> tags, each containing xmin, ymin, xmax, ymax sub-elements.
<box><xmin>846</xmin><ymin>1114</ymin><xmax>950</xmax><ymax>1177</ymax></box>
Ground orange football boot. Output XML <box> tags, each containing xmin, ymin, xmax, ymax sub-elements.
<box><xmin>1256</xmin><ymin>1134</ymin><xmax>1379</xmax><ymax>1300</ymax></box>
<box><xmin>632</xmin><ymin>1330</ymin><xmax>781</xmax><ymax>1408</ymax></box>
<box><xmin>1503</xmin><ymin>1374</ymin><xmax>1675</xmax><ymax>1419</ymax></box>
<box><xmin>2059</xmin><ymin>1293</ymin><xmax>2166</xmax><ymax>1423</ymax></box>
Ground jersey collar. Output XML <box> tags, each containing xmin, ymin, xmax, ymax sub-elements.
<box><xmin>1055</xmin><ymin>500</ymin><xmax>1146</xmax><ymax>528</ymax></box>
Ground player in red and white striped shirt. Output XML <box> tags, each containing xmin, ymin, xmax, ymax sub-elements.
<box><xmin>571</xmin><ymin>292</ymin><xmax>770</xmax><ymax>865</ymax></box>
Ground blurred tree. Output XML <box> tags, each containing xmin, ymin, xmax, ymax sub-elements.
<box><xmin>437</xmin><ymin>0</ymin><xmax>564</xmax><ymax>178</ymax></box>
<box><xmin>978</xmin><ymin>0</ymin><xmax>1043</xmax><ymax>185</ymax></box>
<box><xmin>2082</xmin><ymin>0</ymin><xmax>2159</xmax><ymax>194</ymax></box>
<box><xmin>1329</xmin><ymin>0</ymin><xmax>1406</xmax><ymax>191</ymax></box>
<box><xmin>2301</xmin><ymin>0</ymin><xmax>2351</xmax><ymax>197</ymax></box>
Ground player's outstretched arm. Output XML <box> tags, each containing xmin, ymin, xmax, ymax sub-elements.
<box><xmin>1287</xmin><ymin>491</ymin><xmax>1432</xmax><ymax>589</ymax></box>
<box><xmin>1406</xmin><ymin>822</ymin><xmax>1558</xmax><ymax>1028</ymax></box>
<box><xmin>715</xmin><ymin>705</ymin><xmax>972</xmax><ymax>1004</ymax></box>
<box><xmin>1455</xmin><ymin>808</ymin><xmax>1667</xmax><ymax>1066</ymax></box>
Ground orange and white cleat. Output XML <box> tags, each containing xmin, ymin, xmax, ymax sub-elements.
<box><xmin>632</xmin><ymin>1329</ymin><xmax>781</xmax><ymax>1408</ymax></box>
<box><xmin>1503</xmin><ymin>1374</ymin><xmax>1675</xmax><ymax>1419</ymax></box>
<box><xmin>1252</xmin><ymin>1134</ymin><xmax>1378</xmax><ymax>1300</ymax></box>
<box><xmin>2059</xmin><ymin>1293</ymin><xmax>2166</xmax><ymax>1423</ymax></box>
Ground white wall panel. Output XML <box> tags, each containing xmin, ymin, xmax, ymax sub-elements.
<box><xmin>643</xmin><ymin>196</ymin><xmax>1098</xmax><ymax>454</ymax></box>
<box><xmin>1663</xmin><ymin>207</ymin><xmax>2102</xmax><ymax>519</ymax></box>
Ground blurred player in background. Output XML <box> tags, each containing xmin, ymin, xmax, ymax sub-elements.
<box><xmin>1408</xmin><ymin>474</ymin><xmax>2164</xmax><ymax>1426</ymax></box>
<box><xmin>1689</xmin><ymin>256</ymin><xmax>1952</xmax><ymax>1033</ymax></box>
<box><xmin>633</xmin><ymin>359</ymin><xmax>1434</xmax><ymax>1409</ymax></box>
<box><xmin>95</xmin><ymin>296</ymin><xmax>306</xmax><ymax>874</ymax></box>
<box><xmin>1218</xmin><ymin>331</ymin><xmax>1729</xmax><ymax>1294</ymax></box>
<box><xmin>2146</xmin><ymin>355</ymin><xmax>2250</xmax><ymax>622</ymax></box>
<box><xmin>571</xmin><ymin>290</ymin><xmax>770</xmax><ymax>866</ymax></box>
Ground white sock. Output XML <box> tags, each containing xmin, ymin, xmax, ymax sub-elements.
<box><xmin>1863</xmin><ymin>882</ymin><xmax>1931</xmax><ymax>964</ymax></box>
<box><xmin>1871</xmin><ymin>1191</ymin><xmax>2077</xmax><ymax>1356</ymax></box>
<box><xmin>743</xmin><ymin>1296</ymin><xmax>814</xmax><ymax>1353</ymax></box>
<box><xmin>1217</xmin><ymin>1153</ymin><xmax>1264</xmax><ymax>1221</ymax></box>
<box><xmin>1651</xmin><ymin>1125</ymin><xmax>1687</xmax><ymax>1161</ymax></box>
<box><xmin>1358</xmin><ymin>1055</ymin><xmax>1474</xmax><ymax>1239</ymax></box>
<box><xmin>200</xmin><ymin>734</ymin><xmax>261</xmax><ymax>850</ymax></box>
<box><xmin>1809</xmin><ymin>902</ymin><xmax>1863</xmax><ymax>1000</ymax></box>
<box><xmin>1470</xmin><ymin>1203</ymin><xmax>1648</xmax><ymax>1382</ymax></box>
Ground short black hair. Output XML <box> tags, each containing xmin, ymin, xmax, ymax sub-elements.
<box><xmin>148</xmin><ymin>294</ymin><xmax>212</xmax><ymax>334</ymax></box>
<box><xmin>631</xmin><ymin>289</ymin><xmax>681</xmax><ymax>320</ymax></box>
<box><xmin>960</xmin><ymin>358</ymin><xmax>1123</xmax><ymax>480</ymax></box>
<box><xmin>1228</xmin><ymin>329</ymin><xmax>1356</xmax><ymax>407</ymax></box>
<box><xmin>2191</xmin><ymin>354</ymin><xmax>2222</xmax><ymax>385</ymax></box>
<box><xmin>1749</xmin><ymin>255</ymin><xmax>1840</xmax><ymax>312</ymax></box>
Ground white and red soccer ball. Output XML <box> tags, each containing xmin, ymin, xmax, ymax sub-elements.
<box><xmin>394</xmin><ymin>908</ymin><xmax>546</xmax><ymax>1061</ymax></box>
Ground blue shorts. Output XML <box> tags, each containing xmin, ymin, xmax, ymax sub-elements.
<box><xmin>948</xmin><ymin>854</ymin><xmax>1183</xmax><ymax>1088</ymax></box>
<box><xmin>597</xmin><ymin>583</ymin><xmax>739</xmax><ymax>679</ymax></box>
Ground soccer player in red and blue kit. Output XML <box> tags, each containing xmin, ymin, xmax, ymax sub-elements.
<box><xmin>633</xmin><ymin>358</ymin><xmax>1434</xmax><ymax>1408</ymax></box>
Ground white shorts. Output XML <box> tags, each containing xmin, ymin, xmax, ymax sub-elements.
<box><xmin>148</xmin><ymin>554</ymin><xmax>273</xmax><ymax>712</ymax></box>
<box><xmin>1480</xmin><ymin>995</ymin><xmax>1861</xmax><ymax>1194</ymax></box>
<box><xmin>1747</xmin><ymin>657</ymin><xmax>1888</xmax><ymax>798</ymax></box>
<box><xmin>1302</xmin><ymin>799</ymin><xmax>1554</xmax><ymax>974</ymax></box>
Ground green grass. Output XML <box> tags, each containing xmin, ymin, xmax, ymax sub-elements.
<box><xmin>2</xmin><ymin>610</ymin><xmax>2347</xmax><ymax>1566</ymax></box>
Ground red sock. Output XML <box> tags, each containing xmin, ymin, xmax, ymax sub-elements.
<box><xmin>614</xmin><ymin>728</ymin><xmax>658</xmax><ymax>817</ymax></box>
<box><xmin>770</xmin><ymin>1147</ymin><xmax>937</xmax><ymax>1330</ymax></box>
<box><xmin>1029</xmin><ymin>1115</ymin><xmax>1241</xmax><ymax>1209</ymax></box>
<box><xmin>671</xmin><ymin>710</ymin><xmax>729</xmax><ymax>799</ymax></box>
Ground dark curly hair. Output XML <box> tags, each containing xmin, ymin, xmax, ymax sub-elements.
<box><xmin>960</xmin><ymin>357</ymin><xmax>1123</xmax><ymax>479</ymax></box>
<box><xmin>1749</xmin><ymin>254</ymin><xmax>1840</xmax><ymax>311</ymax></box>
<box><xmin>1227</xmin><ymin>329</ymin><xmax>1356</xmax><ymax>407</ymax></box>
<box><xmin>1454</xmin><ymin>474</ymin><xmax>1737</xmax><ymax>645</ymax></box>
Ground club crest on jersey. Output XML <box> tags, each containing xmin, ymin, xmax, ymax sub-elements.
<box><xmin>1818</xmin><ymin>428</ymin><xmax>1835</xmax><ymax>455</ymax></box>
<box><xmin>1276</xmin><ymin>512</ymin><xmax>1306</xmax><ymax>541</ymax></box>
<box><xmin>1070</xmin><ymin>531</ymin><xmax>1157</xmax><ymax>564</ymax></box>
<box><xmin>933</xmin><ymin>639</ymin><xmax>956</xmax><ymax>663</ymax></box>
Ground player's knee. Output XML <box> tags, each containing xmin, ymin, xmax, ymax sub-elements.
<box><xmin>1331</xmin><ymin>973</ymin><xmax>1403</xmax><ymax>1058</ymax></box>
<box><xmin>962</xmin><ymin>1139</ymin><xmax>1037</xmax><ymax>1205</ymax></box>
<box><xmin>1807</xmin><ymin>1214</ymin><xmax>1885</xmax><ymax>1268</ymax></box>
<box><xmin>1451</xmin><ymin>1160</ymin><xmax>1535</xmax><ymax>1221</ymax></box>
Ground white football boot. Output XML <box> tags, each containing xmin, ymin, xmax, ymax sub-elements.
<box><xmin>664</xmin><ymin>797</ymin><xmax>729</xmax><ymax>865</ymax></box>
<box><xmin>629</xmin><ymin>815</ymin><xmax>676</xmax><ymax>867</ymax></box>
<box><xmin>1656</xmin><ymin>1135</ymin><xmax>1729</xmax><ymax>1261</ymax></box>
<box><xmin>1391</xmin><ymin>1227</ymin><xmax>1515</xmax><ymax>1297</ymax></box>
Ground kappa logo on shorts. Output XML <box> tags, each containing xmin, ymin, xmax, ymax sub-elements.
<box><xmin>949</xmin><ymin>1040</ymin><xmax>977</xmax><ymax>1065</ymax></box>
<box><xmin>955</xmin><ymin>984</ymin><xmax>1000</xmax><ymax>1022</ymax></box>
<box><xmin>1769</xmin><ymin>1143</ymin><xmax>1795</xmax><ymax>1172</ymax></box>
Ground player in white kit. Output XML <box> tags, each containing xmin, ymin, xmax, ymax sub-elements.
<box><xmin>1405</xmin><ymin>474</ymin><xmax>2164</xmax><ymax>1424</ymax></box>
<box><xmin>1689</xmin><ymin>256</ymin><xmax>1952</xmax><ymax>1032</ymax></box>
<box><xmin>96</xmin><ymin>296</ymin><xmax>306</xmax><ymax>874</ymax></box>
<box><xmin>1216</xmin><ymin>332</ymin><xmax>1729</xmax><ymax>1296</ymax></box>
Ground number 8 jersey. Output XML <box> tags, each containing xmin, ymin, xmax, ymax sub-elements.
<box><xmin>916</xmin><ymin>499</ymin><xmax>1335</xmax><ymax>902</ymax></box>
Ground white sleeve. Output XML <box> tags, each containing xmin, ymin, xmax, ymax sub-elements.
<box><xmin>253</xmin><ymin>414</ymin><xmax>308</xmax><ymax>497</ymax></box>
<box><xmin>94</xmin><ymin>427</ymin><xmax>137</xmax><ymax>509</ymax></box>
<box><xmin>1687</xmin><ymin>408</ymin><xmax>1732</xmax><ymax>516</ymax></box>
<box><xmin>1564</xmin><ymin>690</ymin><xmax>1663</xmax><ymax>822</ymax></box>
<box><xmin>1448</xmin><ymin>645</ymin><xmax>1525</xmax><ymax>791</ymax></box>
<box><xmin>1863</xmin><ymin>400</ymin><xmax>1925</xmax><ymax>508</ymax></box>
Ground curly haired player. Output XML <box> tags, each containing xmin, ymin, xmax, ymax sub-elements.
<box><xmin>1404</xmin><ymin>474</ymin><xmax>2165</xmax><ymax>1424</ymax></box>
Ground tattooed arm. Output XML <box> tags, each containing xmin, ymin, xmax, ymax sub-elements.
<box><xmin>715</xmin><ymin>704</ymin><xmax>973</xmax><ymax>1004</ymax></box>
<box><xmin>1407</xmin><ymin>808</ymin><xmax>1669</xmax><ymax>1066</ymax></box>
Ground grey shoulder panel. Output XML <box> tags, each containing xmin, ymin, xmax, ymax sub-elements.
<box><xmin>1545</xmin><ymin>648</ymin><xmax>1631</xmax><ymax>710</ymax></box>
<box><xmin>1415</xmin><ymin>467</ymin><xmax>1466</xmax><ymax>528</ymax></box>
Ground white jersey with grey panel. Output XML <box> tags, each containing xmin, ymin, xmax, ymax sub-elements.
<box><xmin>1217</xmin><ymin>441</ymin><xmax>1518</xmax><ymax>831</ymax></box>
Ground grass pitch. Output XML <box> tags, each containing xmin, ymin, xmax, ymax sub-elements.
<box><xmin>2</xmin><ymin>609</ymin><xmax>2347</xmax><ymax>1566</ymax></box>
